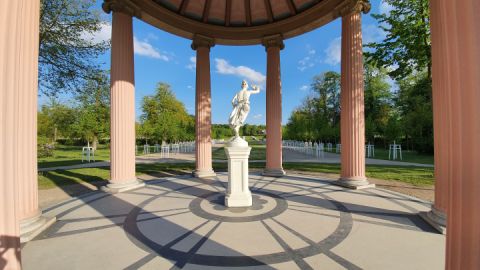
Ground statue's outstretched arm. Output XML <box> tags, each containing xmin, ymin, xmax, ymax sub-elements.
<box><xmin>250</xmin><ymin>86</ymin><xmax>261</xmax><ymax>94</ymax></box>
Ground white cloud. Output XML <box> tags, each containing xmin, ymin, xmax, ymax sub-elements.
<box><xmin>363</xmin><ymin>24</ymin><xmax>387</xmax><ymax>44</ymax></box>
<box><xmin>214</xmin><ymin>58</ymin><xmax>266</xmax><ymax>85</ymax></box>
<box><xmin>299</xmin><ymin>85</ymin><xmax>309</xmax><ymax>91</ymax></box>
<box><xmin>133</xmin><ymin>37</ymin><xmax>170</xmax><ymax>61</ymax></box>
<box><xmin>379</xmin><ymin>1</ymin><xmax>394</xmax><ymax>14</ymax></box>
<box><xmin>253</xmin><ymin>114</ymin><xmax>263</xmax><ymax>119</ymax></box>
<box><xmin>187</xmin><ymin>85</ymin><xmax>193</xmax><ymax>89</ymax></box>
<box><xmin>81</xmin><ymin>21</ymin><xmax>111</xmax><ymax>44</ymax></box>
<box><xmin>324</xmin><ymin>37</ymin><xmax>341</xmax><ymax>66</ymax></box>
<box><xmin>298</xmin><ymin>45</ymin><xmax>317</xmax><ymax>71</ymax></box>
<box><xmin>186</xmin><ymin>56</ymin><xmax>196</xmax><ymax>71</ymax></box>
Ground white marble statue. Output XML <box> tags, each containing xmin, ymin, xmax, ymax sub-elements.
<box><xmin>228</xmin><ymin>80</ymin><xmax>260</xmax><ymax>137</ymax></box>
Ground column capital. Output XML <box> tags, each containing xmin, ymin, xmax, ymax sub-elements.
<box><xmin>262</xmin><ymin>34</ymin><xmax>285</xmax><ymax>50</ymax></box>
<box><xmin>191</xmin><ymin>35</ymin><xmax>215</xmax><ymax>50</ymax></box>
<box><xmin>336</xmin><ymin>0</ymin><xmax>371</xmax><ymax>17</ymax></box>
<box><xmin>102</xmin><ymin>0</ymin><xmax>141</xmax><ymax>18</ymax></box>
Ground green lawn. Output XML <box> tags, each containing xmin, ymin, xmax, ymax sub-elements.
<box><xmin>38</xmin><ymin>145</ymin><xmax>110</xmax><ymax>168</ymax></box>
<box><xmin>324</xmin><ymin>147</ymin><xmax>434</xmax><ymax>165</ymax></box>
<box><xmin>212</xmin><ymin>145</ymin><xmax>266</xmax><ymax>160</ymax></box>
<box><xmin>38</xmin><ymin>162</ymin><xmax>434</xmax><ymax>190</ymax></box>
<box><xmin>368</xmin><ymin>148</ymin><xmax>434</xmax><ymax>164</ymax></box>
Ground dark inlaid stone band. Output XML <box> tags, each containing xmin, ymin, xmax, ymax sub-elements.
<box><xmin>189</xmin><ymin>190</ymin><xmax>288</xmax><ymax>222</ymax></box>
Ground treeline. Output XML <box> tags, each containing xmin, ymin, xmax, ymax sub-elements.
<box><xmin>284</xmin><ymin>0</ymin><xmax>434</xmax><ymax>153</ymax></box>
<box><xmin>39</xmin><ymin>81</ymin><xmax>267</xmax><ymax>148</ymax></box>
<box><xmin>38</xmin><ymin>72</ymin><xmax>110</xmax><ymax>149</ymax></box>
<box><xmin>283</xmin><ymin>65</ymin><xmax>433</xmax><ymax>153</ymax></box>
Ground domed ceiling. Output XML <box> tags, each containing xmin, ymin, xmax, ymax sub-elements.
<box><xmin>154</xmin><ymin>0</ymin><xmax>321</xmax><ymax>27</ymax></box>
<box><xmin>105</xmin><ymin>0</ymin><xmax>355</xmax><ymax>45</ymax></box>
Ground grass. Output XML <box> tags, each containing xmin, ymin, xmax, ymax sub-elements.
<box><xmin>212</xmin><ymin>145</ymin><xmax>266</xmax><ymax>160</ymax></box>
<box><xmin>282</xmin><ymin>163</ymin><xmax>434</xmax><ymax>186</ymax></box>
<box><xmin>38</xmin><ymin>144</ymin><xmax>110</xmax><ymax>168</ymax></box>
<box><xmin>39</xmin><ymin>143</ymin><xmax>433</xmax><ymax>170</ymax></box>
<box><xmin>38</xmin><ymin>167</ymin><xmax>110</xmax><ymax>189</ymax></box>
<box><xmin>367</xmin><ymin>148</ymin><xmax>434</xmax><ymax>165</ymax></box>
<box><xmin>38</xmin><ymin>161</ymin><xmax>434</xmax><ymax>190</ymax></box>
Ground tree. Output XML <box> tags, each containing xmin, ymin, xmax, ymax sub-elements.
<box><xmin>40</xmin><ymin>0</ymin><xmax>109</xmax><ymax>95</ymax></box>
<box><xmin>70</xmin><ymin>71</ymin><xmax>110</xmax><ymax>148</ymax></box>
<box><xmin>38</xmin><ymin>99</ymin><xmax>77</xmax><ymax>142</ymax></box>
<box><xmin>396</xmin><ymin>73</ymin><xmax>433</xmax><ymax>153</ymax></box>
<box><xmin>284</xmin><ymin>72</ymin><xmax>342</xmax><ymax>142</ymax></box>
<box><xmin>365</xmin><ymin>0</ymin><xmax>431</xmax><ymax>80</ymax></box>
<box><xmin>364</xmin><ymin>63</ymin><xmax>393</xmax><ymax>144</ymax></box>
<box><xmin>140</xmin><ymin>83</ymin><xmax>194</xmax><ymax>142</ymax></box>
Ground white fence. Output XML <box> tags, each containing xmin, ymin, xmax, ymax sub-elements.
<box><xmin>137</xmin><ymin>141</ymin><xmax>196</xmax><ymax>157</ymax></box>
<box><xmin>282</xmin><ymin>140</ymin><xmax>326</xmax><ymax>159</ymax></box>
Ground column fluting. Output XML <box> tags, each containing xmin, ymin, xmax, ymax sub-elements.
<box><xmin>192</xmin><ymin>36</ymin><xmax>216</xmax><ymax>178</ymax></box>
<box><xmin>263</xmin><ymin>35</ymin><xmax>286</xmax><ymax>177</ymax></box>
<box><xmin>337</xmin><ymin>3</ymin><xmax>372</xmax><ymax>189</ymax></box>
<box><xmin>107</xmin><ymin>11</ymin><xmax>144</xmax><ymax>192</ymax></box>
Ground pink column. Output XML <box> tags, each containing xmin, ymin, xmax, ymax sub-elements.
<box><xmin>263</xmin><ymin>35</ymin><xmax>286</xmax><ymax>177</ymax></box>
<box><xmin>419</xmin><ymin>0</ymin><xmax>448</xmax><ymax>234</ymax></box>
<box><xmin>336</xmin><ymin>2</ymin><xmax>373</xmax><ymax>189</ymax></box>
<box><xmin>103</xmin><ymin>8</ymin><xmax>144</xmax><ymax>192</ymax></box>
<box><xmin>192</xmin><ymin>35</ymin><xmax>216</xmax><ymax>178</ymax></box>
<box><xmin>15</xmin><ymin>0</ymin><xmax>56</xmax><ymax>243</ymax></box>
<box><xmin>429</xmin><ymin>1</ymin><xmax>480</xmax><ymax>269</ymax></box>
<box><xmin>0</xmin><ymin>2</ymin><xmax>29</xmax><ymax>267</ymax></box>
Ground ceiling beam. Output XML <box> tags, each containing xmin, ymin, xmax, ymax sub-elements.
<box><xmin>286</xmin><ymin>0</ymin><xmax>297</xmax><ymax>15</ymax></box>
<box><xmin>264</xmin><ymin>0</ymin><xmax>274</xmax><ymax>22</ymax></box>
<box><xmin>245</xmin><ymin>0</ymin><xmax>251</xmax><ymax>26</ymax></box>
<box><xmin>225</xmin><ymin>0</ymin><xmax>231</xmax><ymax>26</ymax></box>
<box><xmin>203</xmin><ymin>0</ymin><xmax>212</xmax><ymax>22</ymax></box>
<box><xmin>179</xmin><ymin>0</ymin><xmax>189</xmax><ymax>15</ymax></box>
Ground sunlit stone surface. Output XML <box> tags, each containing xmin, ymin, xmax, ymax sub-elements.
<box><xmin>22</xmin><ymin>173</ymin><xmax>445</xmax><ymax>269</ymax></box>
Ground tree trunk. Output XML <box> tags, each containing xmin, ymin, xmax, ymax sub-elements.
<box><xmin>53</xmin><ymin>126</ymin><xmax>57</xmax><ymax>143</ymax></box>
<box><xmin>92</xmin><ymin>135</ymin><xmax>98</xmax><ymax>150</ymax></box>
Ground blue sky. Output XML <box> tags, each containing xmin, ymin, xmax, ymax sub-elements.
<box><xmin>43</xmin><ymin>0</ymin><xmax>391</xmax><ymax>125</ymax></box>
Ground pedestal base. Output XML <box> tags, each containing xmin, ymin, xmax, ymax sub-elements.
<box><xmin>263</xmin><ymin>168</ymin><xmax>286</xmax><ymax>177</ymax></box>
<box><xmin>334</xmin><ymin>177</ymin><xmax>375</xmax><ymax>190</ymax></box>
<box><xmin>20</xmin><ymin>211</ymin><xmax>56</xmax><ymax>243</ymax></box>
<box><xmin>102</xmin><ymin>179</ymin><xmax>145</xmax><ymax>193</ymax></box>
<box><xmin>419</xmin><ymin>206</ymin><xmax>446</xmax><ymax>234</ymax></box>
<box><xmin>225</xmin><ymin>137</ymin><xmax>253</xmax><ymax>208</ymax></box>
<box><xmin>225</xmin><ymin>192</ymin><xmax>253</xmax><ymax>207</ymax></box>
<box><xmin>193</xmin><ymin>169</ymin><xmax>217</xmax><ymax>179</ymax></box>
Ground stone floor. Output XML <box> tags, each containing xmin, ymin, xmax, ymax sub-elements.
<box><xmin>23</xmin><ymin>173</ymin><xmax>445</xmax><ymax>270</ymax></box>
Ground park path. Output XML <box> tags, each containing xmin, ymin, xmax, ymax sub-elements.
<box><xmin>38</xmin><ymin>148</ymin><xmax>433</xmax><ymax>172</ymax></box>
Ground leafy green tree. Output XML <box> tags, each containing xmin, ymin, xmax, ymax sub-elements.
<box><xmin>364</xmin><ymin>63</ymin><xmax>393</xmax><ymax>143</ymax></box>
<box><xmin>40</xmin><ymin>0</ymin><xmax>109</xmax><ymax>95</ymax></box>
<box><xmin>365</xmin><ymin>0</ymin><xmax>431</xmax><ymax>80</ymax></box>
<box><xmin>38</xmin><ymin>100</ymin><xmax>77</xmax><ymax>142</ymax></box>
<box><xmin>70</xmin><ymin>72</ymin><xmax>110</xmax><ymax>148</ymax></box>
<box><xmin>396</xmin><ymin>73</ymin><xmax>433</xmax><ymax>153</ymax></box>
<box><xmin>285</xmin><ymin>72</ymin><xmax>341</xmax><ymax>142</ymax></box>
<box><xmin>140</xmin><ymin>83</ymin><xmax>194</xmax><ymax>142</ymax></box>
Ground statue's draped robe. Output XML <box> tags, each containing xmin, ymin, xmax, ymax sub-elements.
<box><xmin>229</xmin><ymin>90</ymin><xmax>251</xmax><ymax>129</ymax></box>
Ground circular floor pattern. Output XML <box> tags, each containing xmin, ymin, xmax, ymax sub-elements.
<box><xmin>22</xmin><ymin>173</ymin><xmax>446</xmax><ymax>270</ymax></box>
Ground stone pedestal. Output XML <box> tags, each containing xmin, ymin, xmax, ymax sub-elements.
<box><xmin>224</xmin><ymin>137</ymin><xmax>252</xmax><ymax>207</ymax></box>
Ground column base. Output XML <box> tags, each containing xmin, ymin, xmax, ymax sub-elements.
<box><xmin>225</xmin><ymin>192</ymin><xmax>253</xmax><ymax>207</ymax></box>
<box><xmin>193</xmin><ymin>169</ymin><xmax>216</xmax><ymax>179</ymax></box>
<box><xmin>20</xmin><ymin>211</ymin><xmax>56</xmax><ymax>243</ymax></box>
<box><xmin>263</xmin><ymin>168</ymin><xmax>286</xmax><ymax>177</ymax></box>
<box><xmin>419</xmin><ymin>206</ymin><xmax>446</xmax><ymax>234</ymax></box>
<box><xmin>334</xmin><ymin>177</ymin><xmax>375</xmax><ymax>190</ymax></box>
<box><xmin>102</xmin><ymin>179</ymin><xmax>145</xmax><ymax>194</ymax></box>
